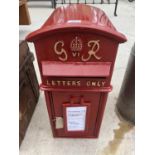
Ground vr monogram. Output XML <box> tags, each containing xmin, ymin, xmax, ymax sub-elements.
<box><xmin>54</xmin><ymin>37</ymin><xmax>102</xmax><ymax>61</ymax></box>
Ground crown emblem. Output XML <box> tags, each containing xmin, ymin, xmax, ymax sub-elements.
<box><xmin>70</xmin><ymin>37</ymin><xmax>82</xmax><ymax>52</ymax></box>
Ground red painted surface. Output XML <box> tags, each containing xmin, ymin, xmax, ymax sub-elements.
<box><xmin>26</xmin><ymin>4</ymin><xmax>127</xmax><ymax>138</ymax></box>
<box><xmin>42</xmin><ymin>61</ymin><xmax>111</xmax><ymax>77</ymax></box>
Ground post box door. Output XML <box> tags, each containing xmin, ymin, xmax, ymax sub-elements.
<box><xmin>51</xmin><ymin>91</ymin><xmax>101</xmax><ymax>137</ymax></box>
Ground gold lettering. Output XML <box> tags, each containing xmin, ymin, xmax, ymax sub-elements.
<box><xmin>57</xmin><ymin>81</ymin><xmax>61</xmax><ymax>86</ymax></box>
<box><xmin>67</xmin><ymin>81</ymin><xmax>71</xmax><ymax>86</ymax></box>
<box><xmin>102</xmin><ymin>81</ymin><xmax>105</xmax><ymax>87</ymax></box>
<box><xmin>46</xmin><ymin>80</ymin><xmax>105</xmax><ymax>87</ymax></box>
<box><xmin>72</xmin><ymin>81</ymin><xmax>77</xmax><ymax>86</ymax></box>
<box><xmin>97</xmin><ymin>81</ymin><xmax>101</xmax><ymax>87</ymax></box>
<box><xmin>51</xmin><ymin>80</ymin><xmax>56</xmax><ymax>86</ymax></box>
<box><xmin>86</xmin><ymin>81</ymin><xmax>91</xmax><ymax>87</ymax></box>
<box><xmin>77</xmin><ymin>81</ymin><xmax>81</xmax><ymax>86</ymax></box>
<box><xmin>91</xmin><ymin>81</ymin><xmax>96</xmax><ymax>86</ymax></box>
<box><xmin>82</xmin><ymin>40</ymin><xmax>102</xmax><ymax>61</ymax></box>
<box><xmin>62</xmin><ymin>81</ymin><xmax>66</xmax><ymax>86</ymax></box>
<box><xmin>54</xmin><ymin>41</ymin><xmax>68</xmax><ymax>61</ymax></box>
<box><xmin>46</xmin><ymin>80</ymin><xmax>51</xmax><ymax>86</ymax></box>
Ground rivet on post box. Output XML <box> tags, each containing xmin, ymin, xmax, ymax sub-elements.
<box><xmin>26</xmin><ymin>4</ymin><xmax>127</xmax><ymax>138</ymax></box>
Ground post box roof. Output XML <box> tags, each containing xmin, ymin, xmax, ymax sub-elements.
<box><xmin>26</xmin><ymin>4</ymin><xmax>127</xmax><ymax>43</ymax></box>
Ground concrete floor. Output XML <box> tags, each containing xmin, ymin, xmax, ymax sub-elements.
<box><xmin>19</xmin><ymin>1</ymin><xmax>135</xmax><ymax>155</ymax></box>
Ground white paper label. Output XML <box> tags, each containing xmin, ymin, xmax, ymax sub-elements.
<box><xmin>67</xmin><ymin>20</ymin><xmax>82</xmax><ymax>23</ymax></box>
<box><xmin>55</xmin><ymin>117</ymin><xmax>64</xmax><ymax>129</ymax></box>
<box><xmin>66</xmin><ymin>106</ymin><xmax>87</xmax><ymax>131</ymax></box>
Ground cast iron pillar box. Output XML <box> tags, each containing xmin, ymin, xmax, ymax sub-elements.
<box><xmin>26</xmin><ymin>4</ymin><xmax>127</xmax><ymax>138</ymax></box>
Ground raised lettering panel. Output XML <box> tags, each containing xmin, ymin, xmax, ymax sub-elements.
<box><xmin>43</xmin><ymin>77</ymin><xmax>107</xmax><ymax>89</ymax></box>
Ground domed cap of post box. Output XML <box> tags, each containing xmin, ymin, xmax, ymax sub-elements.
<box><xmin>26</xmin><ymin>4</ymin><xmax>127</xmax><ymax>43</ymax></box>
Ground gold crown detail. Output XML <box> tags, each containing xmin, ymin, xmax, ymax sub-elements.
<box><xmin>70</xmin><ymin>37</ymin><xmax>82</xmax><ymax>52</ymax></box>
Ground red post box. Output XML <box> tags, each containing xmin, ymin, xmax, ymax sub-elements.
<box><xmin>26</xmin><ymin>4</ymin><xmax>127</xmax><ymax>138</ymax></box>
